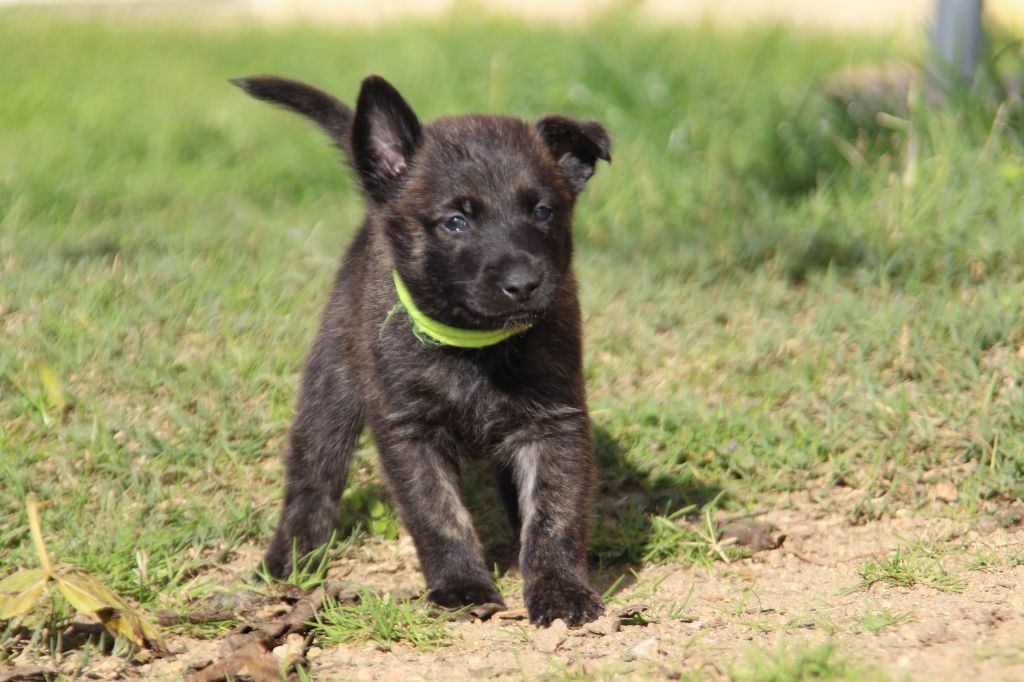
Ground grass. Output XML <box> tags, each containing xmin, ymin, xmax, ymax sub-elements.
<box><xmin>0</xmin><ymin>4</ymin><xmax>1022</xmax><ymax>670</ymax></box>
<box><xmin>966</xmin><ymin>545</ymin><xmax>1024</xmax><ymax>570</ymax></box>
<box><xmin>253</xmin><ymin>530</ymin><xmax>355</xmax><ymax>591</ymax></box>
<box><xmin>311</xmin><ymin>590</ymin><xmax>453</xmax><ymax>651</ymax></box>
<box><xmin>643</xmin><ymin>506</ymin><xmax>751</xmax><ymax>566</ymax></box>
<box><xmin>843</xmin><ymin>547</ymin><xmax>965</xmax><ymax>595</ymax></box>
<box><xmin>859</xmin><ymin>609</ymin><xmax>914</xmax><ymax>634</ymax></box>
<box><xmin>732</xmin><ymin>641</ymin><xmax>888</xmax><ymax>682</ymax></box>
<box><xmin>590</xmin><ymin>497</ymin><xmax>752</xmax><ymax>568</ymax></box>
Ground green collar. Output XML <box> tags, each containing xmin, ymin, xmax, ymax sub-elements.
<box><xmin>391</xmin><ymin>270</ymin><xmax>532</xmax><ymax>348</ymax></box>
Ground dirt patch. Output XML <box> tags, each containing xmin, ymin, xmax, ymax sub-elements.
<box><xmin>157</xmin><ymin>499</ymin><xmax>1024</xmax><ymax>679</ymax></box>
<box><xmin>6</xmin><ymin>496</ymin><xmax>1023</xmax><ymax>680</ymax></box>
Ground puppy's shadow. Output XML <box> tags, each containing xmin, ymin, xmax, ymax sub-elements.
<box><xmin>588</xmin><ymin>425</ymin><xmax>723</xmax><ymax>598</ymax></box>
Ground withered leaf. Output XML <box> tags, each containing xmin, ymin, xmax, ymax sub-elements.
<box><xmin>54</xmin><ymin>568</ymin><xmax>168</xmax><ymax>653</ymax></box>
<box><xmin>0</xmin><ymin>569</ymin><xmax>49</xmax><ymax>620</ymax></box>
<box><xmin>37</xmin><ymin>364</ymin><xmax>67</xmax><ymax>416</ymax></box>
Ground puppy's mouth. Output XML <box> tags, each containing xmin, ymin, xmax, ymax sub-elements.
<box><xmin>453</xmin><ymin>305</ymin><xmax>542</xmax><ymax>331</ymax></box>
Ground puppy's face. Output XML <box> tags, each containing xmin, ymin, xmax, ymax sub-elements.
<box><xmin>386</xmin><ymin>116</ymin><xmax>580</xmax><ymax>329</ymax></box>
<box><xmin>354</xmin><ymin>81</ymin><xmax>610</xmax><ymax>330</ymax></box>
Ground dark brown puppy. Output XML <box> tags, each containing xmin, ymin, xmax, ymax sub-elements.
<box><xmin>232</xmin><ymin>75</ymin><xmax>611</xmax><ymax>626</ymax></box>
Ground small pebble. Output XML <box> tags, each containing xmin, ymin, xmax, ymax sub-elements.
<box><xmin>625</xmin><ymin>636</ymin><xmax>660</xmax><ymax>661</ymax></box>
<box><xmin>583</xmin><ymin>615</ymin><xmax>621</xmax><ymax>636</ymax></box>
<box><xmin>928</xmin><ymin>482</ymin><xmax>958</xmax><ymax>502</ymax></box>
<box><xmin>272</xmin><ymin>632</ymin><xmax>305</xmax><ymax>665</ymax></box>
<box><xmin>975</xmin><ymin>516</ymin><xmax>999</xmax><ymax>535</ymax></box>
<box><xmin>905</xmin><ymin>617</ymin><xmax>948</xmax><ymax>645</ymax></box>
<box><xmin>530</xmin><ymin>618</ymin><xmax>569</xmax><ymax>653</ymax></box>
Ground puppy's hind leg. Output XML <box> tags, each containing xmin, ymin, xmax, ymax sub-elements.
<box><xmin>263</xmin><ymin>331</ymin><xmax>364</xmax><ymax>579</ymax></box>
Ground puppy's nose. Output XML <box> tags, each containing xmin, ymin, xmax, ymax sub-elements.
<box><xmin>499</xmin><ymin>265</ymin><xmax>543</xmax><ymax>304</ymax></box>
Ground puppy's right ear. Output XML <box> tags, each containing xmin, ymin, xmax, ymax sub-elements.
<box><xmin>535</xmin><ymin>115</ymin><xmax>611</xmax><ymax>195</ymax></box>
<box><xmin>230</xmin><ymin>76</ymin><xmax>353</xmax><ymax>157</ymax></box>
<box><xmin>350</xmin><ymin>76</ymin><xmax>422</xmax><ymax>203</ymax></box>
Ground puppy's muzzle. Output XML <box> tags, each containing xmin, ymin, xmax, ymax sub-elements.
<box><xmin>498</xmin><ymin>261</ymin><xmax>544</xmax><ymax>304</ymax></box>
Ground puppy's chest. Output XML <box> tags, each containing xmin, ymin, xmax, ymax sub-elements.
<box><xmin>382</xmin><ymin>349</ymin><xmax>532</xmax><ymax>455</ymax></box>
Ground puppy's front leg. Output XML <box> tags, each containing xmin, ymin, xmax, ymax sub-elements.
<box><xmin>512</xmin><ymin>418</ymin><xmax>604</xmax><ymax>627</ymax></box>
<box><xmin>377</xmin><ymin>438</ymin><xmax>506</xmax><ymax>609</ymax></box>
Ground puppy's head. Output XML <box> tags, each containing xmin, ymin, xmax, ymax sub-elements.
<box><xmin>232</xmin><ymin>75</ymin><xmax>611</xmax><ymax>330</ymax></box>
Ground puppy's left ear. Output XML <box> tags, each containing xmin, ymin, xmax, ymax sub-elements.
<box><xmin>351</xmin><ymin>76</ymin><xmax>422</xmax><ymax>203</ymax></box>
<box><xmin>535</xmin><ymin>116</ymin><xmax>612</xmax><ymax>194</ymax></box>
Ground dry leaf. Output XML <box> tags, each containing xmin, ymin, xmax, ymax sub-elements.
<box><xmin>54</xmin><ymin>569</ymin><xmax>167</xmax><ymax>653</ymax></box>
<box><xmin>0</xmin><ymin>569</ymin><xmax>49</xmax><ymax>619</ymax></box>
<box><xmin>36</xmin><ymin>364</ymin><xmax>68</xmax><ymax>419</ymax></box>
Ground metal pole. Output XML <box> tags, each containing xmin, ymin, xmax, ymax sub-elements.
<box><xmin>929</xmin><ymin>0</ymin><xmax>985</xmax><ymax>89</ymax></box>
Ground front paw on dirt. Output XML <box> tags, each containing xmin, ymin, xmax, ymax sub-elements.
<box><xmin>428</xmin><ymin>580</ymin><xmax>506</xmax><ymax>611</ymax></box>
<box><xmin>526</xmin><ymin>579</ymin><xmax>604</xmax><ymax>627</ymax></box>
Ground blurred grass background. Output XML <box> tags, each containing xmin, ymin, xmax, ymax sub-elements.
<box><xmin>1</xmin><ymin>10</ymin><xmax>1022</xmax><ymax>610</ymax></box>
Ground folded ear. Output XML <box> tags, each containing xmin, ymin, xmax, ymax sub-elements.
<box><xmin>230</xmin><ymin>75</ymin><xmax>353</xmax><ymax>157</ymax></box>
<box><xmin>351</xmin><ymin>76</ymin><xmax>423</xmax><ymax>203</ymax></box>
<box><xmin>535</xmin><ymin>116</ymin><xmax>612</xmax><ymax>194</ymax></box>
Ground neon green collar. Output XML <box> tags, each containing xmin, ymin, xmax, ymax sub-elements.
<box><xmin>391</xmin><ymin>270</ymin><xmax>532</xmax><ymax>348</ymax></box>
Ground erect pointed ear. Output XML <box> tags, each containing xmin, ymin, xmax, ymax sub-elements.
<box><xmin>230</xmin><ymin>75</ymin><xmax>353</xmax><ymax>157</ymax></box>
<box><xmin>351</xmin><ymin>76</ymin><xmax>422</xmax><ymax>203</ymax></box>
<box><xmin>535</xmin><ymin>116</ymin><xmax>612</xmax><ymax>194</ymax></box>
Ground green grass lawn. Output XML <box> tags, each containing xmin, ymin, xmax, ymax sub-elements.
<box><xmin>1</xmin><ymin>8</ymin><xmax>1022</xmax><ymax>636</ymax></box>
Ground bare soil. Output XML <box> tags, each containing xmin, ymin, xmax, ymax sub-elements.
<box><xmin>68</xmin><ymin>492</ymin><xmax>1024</xmax><ymax>681</ymax></box>
<box><xmin>5</xmin><ymin>488</ymin><xmax>1022</xmax><ymax>680</ymax></box>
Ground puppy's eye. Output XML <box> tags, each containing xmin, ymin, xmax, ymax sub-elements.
<box><xmin>533</xmin><ymin>205</ymin><xmax>553</xmax><ymax>222</ymax></box>
<box><xmin>442</xmin><ymin>215</ymin><xmax>469</xmax><ymax>232</ymax></box>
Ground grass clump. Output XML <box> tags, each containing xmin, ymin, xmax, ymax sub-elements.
<box><xmin>733</xmin><ymin>641</ymin><xmax>888</xmax><ymax>682</ymax></box>
<box><xmin>843</xmin><ymin>548</ymin><xmax>965</xmax><ymax>595</ymax></box>
<box><xmin>311</xmin><ymin>590</ymin><xmax>453</xmax><ymax>651</ymax></box>
<box><xmin>643</xmin><ymin>506</ymin><xmax>750</xmax><ymax>567</ymax></box>
<box><xmin>859</xmin><ymin>609</ymin><xmax>914</xmax><ymax>634</ymax></box>
<box><xmin>253</xmin><ymin>530</ymin><xmax>361</xmax><ymax>592</ymax></box>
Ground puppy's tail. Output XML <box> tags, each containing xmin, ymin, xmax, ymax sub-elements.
<box><xmin>231</xmin><ymin>75</ymin><xmax>354</xmax><ymax>158</ymax></box>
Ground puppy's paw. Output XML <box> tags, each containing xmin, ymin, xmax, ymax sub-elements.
<box><xmin>259</xmin><ymin>544</ymin><xmax>297</xmax><ymax>581</ymax></box>
<box><xmin>428</xmin><ymin>578</ymin><xmax>506</xmax><ymax>610</ymax></box>
<box><xmin>260</xmin><ymin>533</ymin><xmax>325</xmax><ymax>581</ymax></box>
<box><xmin>526</xmin><ymin>577</ymin><xmax>604</xmax><ymax>627</ymax></box>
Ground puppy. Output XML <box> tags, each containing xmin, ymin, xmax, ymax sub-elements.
<box><xmin>232</xmin><ymin>74</ymin><xmax>611</xmax><ymax>626</ymax></box>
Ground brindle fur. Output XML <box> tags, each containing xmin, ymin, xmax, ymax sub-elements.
<box><xmin>232</xmin><ymin>74</ymin><xmax>611</xmax><ymax>626</ymax></box>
